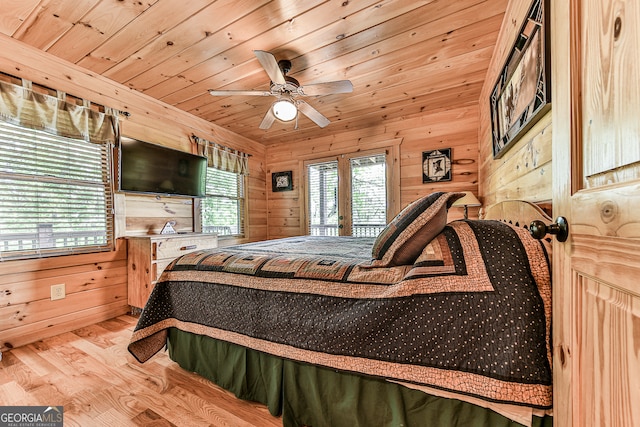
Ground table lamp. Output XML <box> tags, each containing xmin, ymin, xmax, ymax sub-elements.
<box><xmin>452</xmin><ymin>191</ymin><xmax>481</xmax><ymax>219</ymax></box>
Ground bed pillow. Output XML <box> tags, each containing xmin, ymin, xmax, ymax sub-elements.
<box><xmin>369</xmin><ymin>191</ymin><xmax>465</xmax><ymax>267</ymax></box>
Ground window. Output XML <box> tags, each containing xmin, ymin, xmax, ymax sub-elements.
<box><xmin>191</xmin><ymin>135</ymin><xmax>249</xmax><ymax>238</ymax></box>
<box><xmin>306</xmin><ymin>150</ymin><xmax>387</xmax><ymax>236</ymax></box>
<box><xmin>0</xmin><ymin>121</ymin><xmax>113</xmax><ymax>260</ymax></box>
<box><xmin>350</xmin><ymin>154</ymin><xmax>387</xmax><ymax>237</ymax></box>
<box><xmin>307</xmin><ymin>161</ymin><xmax>339</xmax><ymax>236</ymax></box>
<box><xmin>201</xmin><ymin>167</ymin><xmax>245</xmax><ymax>237</ymax></box>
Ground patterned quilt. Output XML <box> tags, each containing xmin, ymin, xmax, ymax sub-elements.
<box><xmin>128</xmin><ymin>220</ymin><xmax>552</xmax><ymax>409</ymax></box>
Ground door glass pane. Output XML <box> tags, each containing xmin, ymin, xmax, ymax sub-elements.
<box><xmin>350</xmin><ymin>154</ymin><xmax>386</xmax><ymax>237</ymax></box>
<box><xmin>307</xmin><ymin>161</ymin><xmax>338</xmax><ymax>236</ymax></box>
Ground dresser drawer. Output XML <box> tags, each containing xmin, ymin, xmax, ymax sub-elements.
<box><xmin>154</xmin><ymin>235</ymin><xmax>218</xmax><ymax>260</ymax></box>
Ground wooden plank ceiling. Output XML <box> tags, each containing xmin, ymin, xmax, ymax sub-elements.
<box><xmin>0</xmin><ymin>0</ymin><xmax>507</xmax><ymax>146</ymax></box>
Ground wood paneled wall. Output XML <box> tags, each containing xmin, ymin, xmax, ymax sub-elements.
<box><xmin>0</xmin><ymin>241</ymin><xmax>127</xmax><ymax>352</ymax></box>
<box><xmin>478</xmin><ymin>0</ymin><xmax>553</xmax><ymax>208</ymax></box>
<box><xmin>265</xmin><ymin>0</ymin><xmax>553</xmax><ymax>239</ymax></box>
<box><xmin>265</xmin><ymin>101</ymin><xmax>482</xmax><ymax>240</ymax></box>
<box><xmin>0</xmin><ymin>0</ymin><xmax>550</xmax><ymax>351</ymax></box>
<box><xmin>0</xmin><ymin>34</ymin><xmax>267</xmax><ymax>352</ymax></box>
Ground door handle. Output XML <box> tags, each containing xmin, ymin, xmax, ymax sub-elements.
<box><xmin>529</xmin><ymin>217</ymin><xmax>569</xmax><ymax>242</ymax></box>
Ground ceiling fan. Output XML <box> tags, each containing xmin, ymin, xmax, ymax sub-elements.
<box><xmin>209</xmin><ymin>50</ymin><xmax>353</xmax><ymax>129</ymax></box>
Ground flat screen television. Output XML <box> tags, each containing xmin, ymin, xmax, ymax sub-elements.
<box><xmin>118</xmin><ymin>136</ymin><xmax>207</xmax><ymax>197</ymax></box>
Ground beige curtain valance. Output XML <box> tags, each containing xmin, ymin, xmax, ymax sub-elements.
<box><xmin>0</xmin><ymin>79</ymin><xmax>119</xmax><ymax>144</ymax></box>
<box><xmin>192</xmin><ymin>134</ymin><xmax>249</xmax><ymax>175</ymax></box>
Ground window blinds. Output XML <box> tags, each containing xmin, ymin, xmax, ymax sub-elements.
<box><xmin>307</xmin><ymin>160</ymin><xmax>339</xmax><ymax>236</ymax></box>
<box><xmin>192</xmin><ymin>134</ymin><xmax>248</xmax><ymax>238</ymax></box>
<box><xmin>201</xmin><ymin>168</ymin><xmax>245</xmax><ymax>236</ymax></box>
<box><xmin>350</xmin><ymin>153</ymin><xmax>387</xmax><ymax>237</ymax></box>
<box><xmin>307</xmin><ymin>153</ymin><xmax>386</xmax><ymax>237</ymax></box>
<box><xmin>0</xmin><ymin>121</ymin><xmax>113</xmax><ymax>259</ymax></box>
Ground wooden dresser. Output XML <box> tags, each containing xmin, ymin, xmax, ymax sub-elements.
<box><xmin>126</xmin><ymin>233</ymin><xmax>218</xmax><ymax>308</ymax></box>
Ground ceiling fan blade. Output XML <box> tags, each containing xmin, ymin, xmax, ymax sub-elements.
<box><xmin>259</xmin><ymin>108</ymin><xmax>277</xmax><ymax>129</ymax></box>
<box><xmin>254</xmin><ymin>50</ymin><xmax>286</xmax><ymax>85</ymax></box>
<box><xmin>300</xmin><ymin>80</ymin><xmax>353</xmax><ymax>96</ymax></box>
<box><xmin>297</xmin><ymin>100</ymin><xmax>330</xmax><ymax>128</ymax></box>
<box><xmin>209</xmin><ymin>89</ymin><xmax>271</xmax><ymax>96</ymax></box>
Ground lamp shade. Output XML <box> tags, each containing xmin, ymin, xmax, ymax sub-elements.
<box><xmin>272</xmin><ymin>99</ymin><xmax>297</xmax><ymax>121</ymax></box>
<box><xmin>452</xmin><ymin>191</ymin><xmax>481</xmax><ymax>219</ymax></box>
<box><xmin>451</xmin><ymin>191</ymin><xmax>481</xmax><ymax>207</ymax></box>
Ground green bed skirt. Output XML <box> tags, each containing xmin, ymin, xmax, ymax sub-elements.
<box><xmin>167</xmin><ymin>328</ymin><xmax>552</xmax><ymax>427</ymax></box>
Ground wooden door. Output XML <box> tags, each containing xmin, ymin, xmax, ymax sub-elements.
<box><xmin>553</xmin><ymin>1</ymin><xmax>640</xmax><ymax>426</ymax></box>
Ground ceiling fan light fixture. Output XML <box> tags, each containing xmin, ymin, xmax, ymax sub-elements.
<box><xmin>272</xmin><ymin>99</ymin><xmax>297</xmax><ymax>122</ymax></box>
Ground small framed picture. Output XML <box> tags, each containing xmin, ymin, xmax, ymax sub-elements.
<box><xmin>422</xmin><ymin>148</ymin><xmax>452</xmax><ymax>183</ymax></box>
<box><xmin>272</xmin><ymin>171</ymin><xmax>293</xmax><ymax>192</ymax></box>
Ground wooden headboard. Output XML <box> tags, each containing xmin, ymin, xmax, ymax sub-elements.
<box><xmin>483</xmin><ymin>200</ymin><xmax>552</xmax><ymax>229</ymax></box>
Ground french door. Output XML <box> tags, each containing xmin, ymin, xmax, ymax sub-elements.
<box><xmin>305</xmin><ymin>149</ymin><xmax>391</xmax><ymax>237</ymax></box>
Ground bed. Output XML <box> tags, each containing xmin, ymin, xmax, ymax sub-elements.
<box><xmin>128</xmin><ymin>193</ymin><xmax>553</xmax><ymax>427</ymax></box>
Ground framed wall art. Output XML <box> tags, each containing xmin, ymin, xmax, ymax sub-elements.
<box><xmin>490</xmin><ymin>0</ymin><xmax>551</xmax><ymax>159</ymax></box>
<box><xmin>422</xmin><ymin>148</ymin><xmax>452</xmax><ymax>183</ymax></box>
<box><xmin>272</xmin><ymin>170</ymin><xmax>293</xmax><ymax>192</ymax></box>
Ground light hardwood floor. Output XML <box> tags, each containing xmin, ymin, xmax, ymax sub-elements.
<box><xmin>0</xmin><ymin>315</ymin><xmax>282</xmax><ymax>426</ymax></box>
